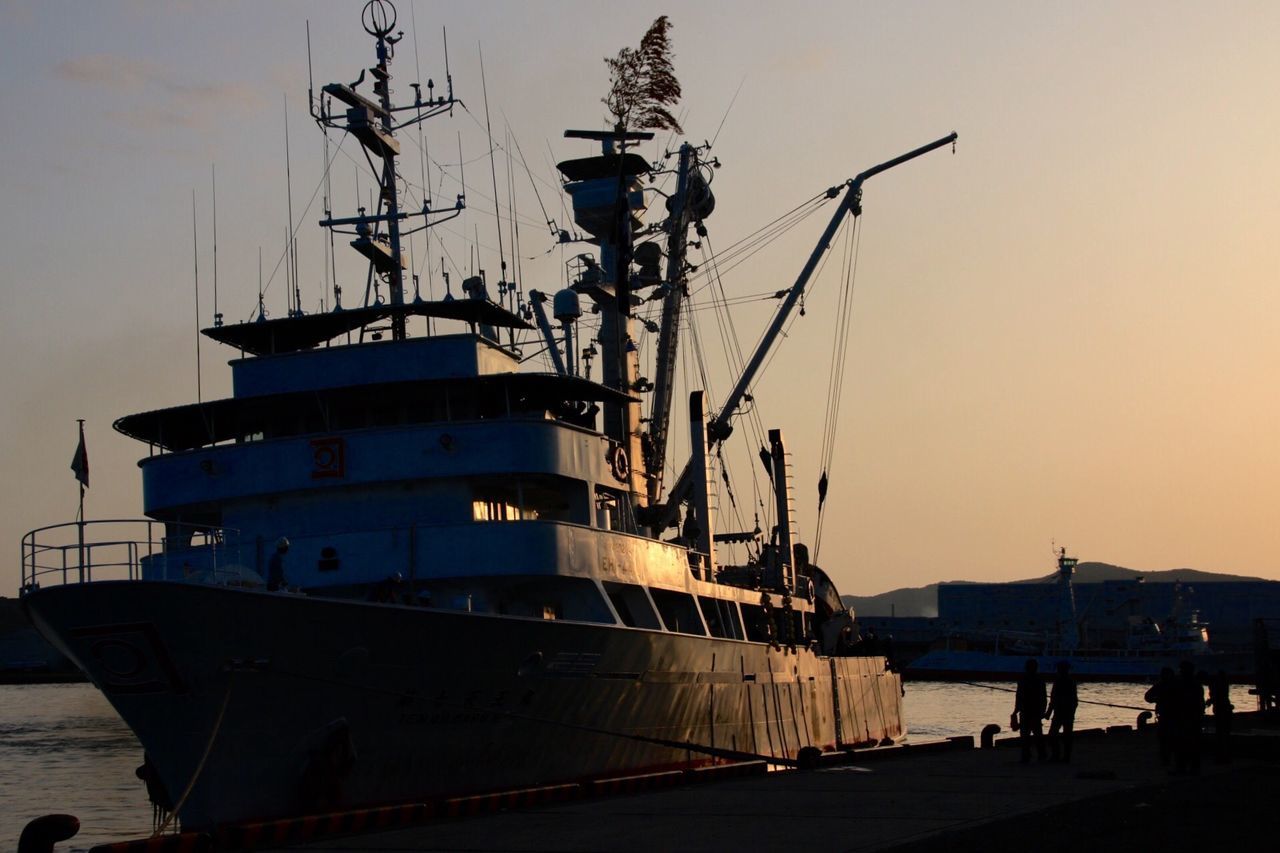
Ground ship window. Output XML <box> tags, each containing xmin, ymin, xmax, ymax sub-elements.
<box><xmin>604</xmin><ymin>581</ymin><xmax>661</xmax><ymax>629</ymax></box>
<box><xmin>418</xmin><ymin>575</ymin><xmax>614</xmax><ymax>624</ymax></box>
<box><xmin>698</xmin><ymin>596</ymin><xmax>745</xmax><ymax>640</ymax></box>
<box><xmin>594</xmin><ymin>487</ymin><xmax>619</xmax><ymax>530</ymax></box>
<box><xmin>473</xmin><ymin>493</ymin><xmax>524</xmax><ymax>521</ymax></box>
<box><xmin>649</xmin><ymin>589</ymin><xmax>706</xmax><ymax>635</ymax></box>
<box><xmin>471</xmin><ymin>477</ymin><xmax>589</xmax><ymax>524</ymax></box>
<box><xmin>500</xmin><ymin>577</ymin><xmax>614</xmax><ymax>623</ymax></box>
<box><xmin>593</xmin><ymin>486</ymin><xmax>635</xmax><ymax>532</ymax></box>
<box><xmin>740</xmin><ymin>603</ymin><xmax>774</xmax><ymax>644</ymax></box>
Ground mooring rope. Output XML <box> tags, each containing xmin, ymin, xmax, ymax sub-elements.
<box><xmin>152</xmin><ymin>677</ymin><xmax>234</xmax><ymax>836</ymax></box>
<box><xmin>945</xmin><ymin>678</ymin><xmax>1150</xmax><ymax>712</ymax></box>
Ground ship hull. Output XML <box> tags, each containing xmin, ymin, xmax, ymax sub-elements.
<box><xmin>907</xmin><ymin>648</ymin><xmax>1256</xmax><ymax>682</ymax></box>
<box><xmin>24</xmin><ymin>582</ymin><xmax>902</xmax><ymax>829</ymax></box>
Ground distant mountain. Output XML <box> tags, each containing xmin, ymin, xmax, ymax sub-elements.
<box><xmin>841</xmin><ymin>562</ymin><xmax>1268</xmax><ymax>617</ymax></box>
<box><xmin>1011</xmin><ymin>561</ymin><xmax>1267</xmax><ymax>585</ymax></box>
<box><xmin>841</xmin><ymin>585</ymin><xmax>947</xmax><ymax>619</ymax></box>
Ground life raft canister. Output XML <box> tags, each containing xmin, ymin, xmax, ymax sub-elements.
<box><xmin>608</xmin><ymin>445</ymin><xmax>630</xmax><ymax>483</ymax></box>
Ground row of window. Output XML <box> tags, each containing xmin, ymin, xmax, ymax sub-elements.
<box><xmin>414</xmin><ymin>575</ymin><xmax>811</xmax><ymax>645</ymax></box>
<box><xmin>471</xmin><ymin>478</ymin><xmax>633</xmax><ymax>532</ymax></box>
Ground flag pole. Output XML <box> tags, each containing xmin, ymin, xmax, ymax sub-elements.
<box><xmin>75</xmin><ymin>419</ymin><xmax>86</xmax><ymax>582</ymax></box>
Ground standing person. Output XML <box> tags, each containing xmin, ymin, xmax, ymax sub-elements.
<box><xmin>1046</xmin><ymin>661</ymin><xmax>1078</xmax><ymax>762</ymax></box>
<box><xmin>1174</xmin><ymin>660</ymin><xmax>1204</xmax><ymax>774</ymax></box>
<box><xmin>1013</xmin><ymin>659</ymin><xmax>1047</xmax><ymax>764</ymax></box>
<box><xmin>1144</xmin><ymin>667</ymin><xmax>1179</xmax><ymax>766</ymax></box>
<box><xmin>1206</xmin><ymin>669</ymin><xmax>1233</xmax><ymax>763</ymax></box>
<box><xmin>267</xmin><ymin>537</ymin><xmax>290</xmax><ymax>592</ymax></box>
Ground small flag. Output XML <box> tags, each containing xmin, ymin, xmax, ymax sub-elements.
<box><xmin>71</xmin><ymin>422</ymin><xmax>89</xmax><ymax>489</ymax></box>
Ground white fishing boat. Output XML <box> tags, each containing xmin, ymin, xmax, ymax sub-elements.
<box><xmin>21</xmin><ymin>2</ymin><xmax>955</xmax><ymax>831</ymax></box>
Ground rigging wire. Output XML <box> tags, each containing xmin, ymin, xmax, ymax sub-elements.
<box><xmin>503</xmin><ymin>112</ymin><xmax>562</xmax><ymax>240</ymax></box>
<box><xmin>249</xmin><ymin>130</ymin><xmax>350</xmax><ymax>320</ymax></box>
<box><xmin>507</xmin><ymin>126</ymin><xmax>526</xmax><ymax>311</ymax></box>
<box><xmin>699</xmin><ymin>236</ymin><xmax>764</xmax><ymax>537</ymax></box>
<box><xmin>710</xmin><ymin>75</ymin><xmax>746</xmax><ymax>148</ymax></box>
<box><xmin>948</xmin><ymin>679</ymin><xmax>1151</xmax><ymax>713</ymax></box>
<box><xmin>814</xmin><ymin>213</ymin><xmax>862</xmax><ymax>559</ymax></box>
<box><xmin>477</xmin><ymin>45</ymin><xmax>509</xmax><ymax>314</ymax></box>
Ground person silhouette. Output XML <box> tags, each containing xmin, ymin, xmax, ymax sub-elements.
<box><xmin>1174</xmin><ymin>660</ymin><xmax>1204</xmax><ymax>774</ymax></box>
<box><xmin>267</xmin><ymin>537</ymin><xmax>290</xmax><ymax>592</ymax></box>
<box><xmin>1144</xmin><ymin>667</ymin><xmax>1178</xmax><ymax>766</ymax></box>
<box><xmin>1206</xmin><ymin>669</ymin><xmax>1234</xmax><ymax>763</ymax></box>
<box><xmin>1046</xmin><ymin>660</ymin><xmax>1078</xmax><ymax>762</ymax></box>
<box><xmin>1013</xmin><ymin>659</ymin><xmax>1047</xmax><ymax>763</ymax></box>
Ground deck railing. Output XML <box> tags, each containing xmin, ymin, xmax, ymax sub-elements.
<box><xmin>20</xmin><ymin>519</ymin><xmax>240</xmax><ymax>591</ymax></box>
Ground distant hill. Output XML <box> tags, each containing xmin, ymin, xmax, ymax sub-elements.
<box><xmin>1011</xmin><ymin>561</ymin><xmax>1267</xmax><ymax>585</ymax></box>
<box><xmin>841</xmin><ymin>562</ymin><xmax>1269</xmax><ymax>617</ymax></box>
<box><xmin>841</xmin><ymin>584</ymin><xmax>949</xmax><ymax>619</ymax></box>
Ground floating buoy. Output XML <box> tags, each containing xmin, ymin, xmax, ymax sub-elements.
<box><xmin>18</xmin><ymin>814</ymin><xmax>79</xmax><ymax>853</ymax></box>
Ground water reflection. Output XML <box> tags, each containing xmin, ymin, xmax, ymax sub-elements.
<box><xmin>0</xmin><ymin>684</ymin><xmax>149</xmax><ymax>851</ymax></box>
<box><xmin>903</xmin><ymin>678</ymin><xmax>1255</xmax><ymax>740</ymax></box>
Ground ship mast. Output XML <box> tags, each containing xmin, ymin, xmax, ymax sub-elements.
<box><xmin>646</xmin><ymin>143</ymin><xmax>704</xmax><ymax>505</ymax></box>
<box><xmin>558</xmin><ymin>127</ymin><xmax>656</xmax><ymax>515</ymax></box>
<box><xmin>312</xmin><ymin>0</ymin><xmax>464</xmax><ymax>340</ymax></box>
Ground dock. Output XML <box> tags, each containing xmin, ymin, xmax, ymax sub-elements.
<box><xmin>84</xmin><ymin>715</ymin><xmax>1279</xmax><ymax>853</ymax></box>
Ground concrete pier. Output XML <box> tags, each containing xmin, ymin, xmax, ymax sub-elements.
<box><xmin>240</xmin><ymin>719</ymin><xmax>1277</xmax><ymax>853</ymax></box>
<box><xmin>85</xmin><ymin>715</ymin><xmax>1279</xmax><ymax>852</ymax></box>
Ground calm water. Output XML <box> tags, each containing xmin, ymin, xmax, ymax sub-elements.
<box><xmin>0</xmin><ymin>680</ymin><xmax>1259</xmax><ymax>850</ymax></box>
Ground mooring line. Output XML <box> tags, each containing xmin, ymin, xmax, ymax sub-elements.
<box><xmin>944</xmin><ymin>678</ymin><xmax>1150</xmax><ymax>712</ymax></box>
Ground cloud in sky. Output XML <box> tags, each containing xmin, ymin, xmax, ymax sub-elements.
<box><xmin>55</xmin><ymin>53</ymin><xmax>265</xmax><ymax>128</ymax></box>
<box><xmin>56</xmin><ymin>54</ymin><xmax>158</xmax><ymax>89</ymax></box>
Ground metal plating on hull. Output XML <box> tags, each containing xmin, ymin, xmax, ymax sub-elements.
<box><xmin>27</xmin><ymin>582</ymin><xmax>902</xmax><ymax>828</ymax></box>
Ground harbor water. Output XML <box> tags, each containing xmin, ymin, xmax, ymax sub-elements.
<box><xmin>1</xmin><ymin>680</ymin><xmax>1258</xmax><ymax>850</ymax></box>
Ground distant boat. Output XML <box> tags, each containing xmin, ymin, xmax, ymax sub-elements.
<box><xmin>907</xmin><ymin>549</ymin><xmax>1254</xmax><ymax>682</ymax></box>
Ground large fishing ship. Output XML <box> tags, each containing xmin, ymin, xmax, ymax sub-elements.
<box><xmin>21</xmin><ymin>2</ymin><xmax>955</xmax><ymax>831</ymax></box>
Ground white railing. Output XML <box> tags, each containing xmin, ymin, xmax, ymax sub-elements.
<box><xmin>21</xmin><ymin>519</ymin><xmax>240</xmax><ymax>591</ymax></box>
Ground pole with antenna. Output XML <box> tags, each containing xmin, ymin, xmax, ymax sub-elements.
<box><xmin>212</xmin><ymin>165</ymin><xmax>221</xmax><ymax>327</ymax></box>
<box><xmin>192</xmin><ymin>190</ymin><xmax>203</xmax><ymax>403</ymax></box>
<box><xmin>478</xmin><ymin>45</ymin><xmax>507</xmax><ymax>308</ymax></box>
<box><xmin>284</xmin><ymin>94</ymin><xmax>301</xmax><ymax>317</ymax></box>
<box><xmin>257</xmin><ymin>246</ymin><xmax>265</xmax><ymax>321</ymax></box>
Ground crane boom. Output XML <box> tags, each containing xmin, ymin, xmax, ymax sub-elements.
<box><xmin>646</xmin><ymin>131</ymin><xmax>958</xmax><ymax>533</ymax></box>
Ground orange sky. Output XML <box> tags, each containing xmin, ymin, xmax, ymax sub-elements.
<box><xmin>1</xmin><ymin>1</ymin><xmax>1278</xmax><ymax>595</ymax></box>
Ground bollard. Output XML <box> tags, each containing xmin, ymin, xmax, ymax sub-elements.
<box><xmin>980</xmin><ymin>724</ymin><xmax>1001</xmax><ymax>749</ymax></box>
<box><xmin>18</xmin><ymin>814</ymin><xmax>79</xmax><ymax>853</ymax></box>
<box><xmin>1136</xmin><ymin>710</ymin><xmax>1152</xmax><ymax>730</ymax></box>
<box><xmin>797</xmin><ymin>746</ymin><xmax>822</xmax><ymax>771</ymax></box>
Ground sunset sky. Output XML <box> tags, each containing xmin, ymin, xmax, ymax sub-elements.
<box><xmin>1</xmin><ymin>1</ymin><xmax>1278</xmax><ymax>595</ymax></box>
